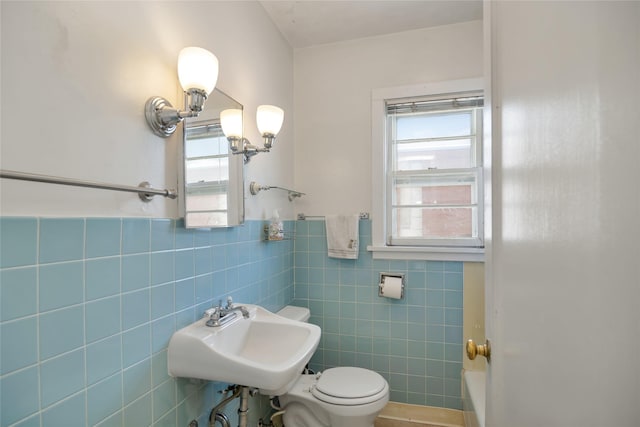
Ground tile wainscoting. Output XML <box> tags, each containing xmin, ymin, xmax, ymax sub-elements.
<box><xmin>0</xmin><ymin>216</ymin><xmax>467</xmax><ymax>427</ymax></box>
<box><xmin>292</xmin><ymin>219</ymin><xmax>464</xmax><ymax>409</ymax></box>
<box><xmin>0</xmin><ymin>217</ymin><xmax>293</xmax><ymax>427</ymax></box>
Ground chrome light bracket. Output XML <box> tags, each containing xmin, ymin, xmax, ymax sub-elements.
<box><xmin>145</xmin><ymin>89</ymin><xmax>208</xmax><ymax>138</ymax></box>
<box><xmin>145</xmin><ymin>97</ymin><xmax>179</xmax><ymax>137</ymax></box>
<box><xmin>227</xmin><ymin>137</ymin><xmax>270</xmax><ymax>163</ymax></box>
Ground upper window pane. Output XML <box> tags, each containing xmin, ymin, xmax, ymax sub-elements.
<box><xmin>395</xmin><ymin>111</ymin><xmax>472</xmax><ymax>140</ymax></box>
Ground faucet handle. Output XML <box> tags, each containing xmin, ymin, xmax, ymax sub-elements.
<box><xmin>204</xmin><ymin>307</ymin><xmax>219</xmax><ymax>319</ymax></box>
<box><xmin>225</xmin><ymin>296</ymin><xmax>233</xmax><ymax>309</ymax></box>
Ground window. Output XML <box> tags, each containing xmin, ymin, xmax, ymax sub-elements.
<box><xmin>388</xmin><ymin>93</ymin><xmax>483</xmax><ymax>246</ymax></box>
<box><xmin>371</xmin><ymin>79</ymin><xmax>484</xmax><ymax>261</ymax></box>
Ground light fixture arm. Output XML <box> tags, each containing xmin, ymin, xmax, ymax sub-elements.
<box><xmin>145</xmin><ymin>47</ymin><xmax>218</xmax><ymax>137</ymax></box>
<box><xmin>145</xmin><ymin>88</ymin><xmax>209</xmax><ymax>138</ymax></box>
<box><xmin>220</xmin><ymin>104</ymin><xmax>284</xmax><ymax>163</ymax></box>
<box><xmin>227</xmin><ymin>137</ymin><xmax>270</xmax><ymax>164</ymax></box>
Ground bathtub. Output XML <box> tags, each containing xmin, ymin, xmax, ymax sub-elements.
<box><xmin>462</xmin><ymin>370</ymin><xmax>485</xmax><ymax>427</ymax></box>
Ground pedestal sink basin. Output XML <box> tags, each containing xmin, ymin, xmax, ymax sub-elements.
<box><xmin>167</xmin><ymin>304</ymin><xmax>321</xmax><ymax>395</ymax></box>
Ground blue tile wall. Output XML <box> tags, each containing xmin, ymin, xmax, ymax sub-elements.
<box><xmin>292</xmin><ymin>219</ymin><xmax>464</xmax><ymax>410</ymax></box>
<box><xmin>1</xmin><ymin>215</ymin><xmax>465</xmax><ymax>426</ymax></box>
<box><xmin>0</xmin><ymin>217</ymin><xmax>294</xmax><ymax>427</ymax></box>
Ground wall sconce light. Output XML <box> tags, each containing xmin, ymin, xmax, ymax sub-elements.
<box><xmin>220</xmin><ymin>105</ymin><xmax>284</xmax><ymax>163</ymax></box>
<box><xmin>145</xmin><ymin>47</ymin><xmax>219</xmax><ymax>137</ymax></box>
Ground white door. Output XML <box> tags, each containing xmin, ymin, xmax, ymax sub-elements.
<box><xmin>484</xmin><ymin>2</ymin><xmax>640</xmax><ymax>426</ymax></box>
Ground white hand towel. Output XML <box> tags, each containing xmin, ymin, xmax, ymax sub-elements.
<box><xmin>325</xmin><ymin>215</ymin><xmax>359</xmax><ymax>259</ymax></box>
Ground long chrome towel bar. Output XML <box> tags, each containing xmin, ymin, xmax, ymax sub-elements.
<box><xmin>0</xmin><ymin>169</ymin><xmax>178</xmax><ymax>202</ymax></box>
<box><xmin>297</xmin><ymin>213</ymin><xmax>369</xmax><ymax>220</ymax></box>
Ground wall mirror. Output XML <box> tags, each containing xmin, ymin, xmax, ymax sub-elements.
<box><xmin>182</xmin><ymin>89</ymin><xmax>244</xmax><ymax>228</ymax></box>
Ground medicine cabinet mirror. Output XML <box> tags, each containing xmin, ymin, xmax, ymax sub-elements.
<box><xmin>182</xmin><ymin>89</ymin><xmax>244</xmax><ymax>228</ymax></box>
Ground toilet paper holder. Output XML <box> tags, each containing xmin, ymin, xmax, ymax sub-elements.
<box><xmin>378</xmin><ymin>272</ymin><xmax>405</xmax><ymax>300</ymax></box>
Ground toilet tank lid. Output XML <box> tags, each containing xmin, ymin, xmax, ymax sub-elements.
<box><xmin>276</xmin><ymin>305</ymin><xmax>310</xmax><ymax>322</ymax></box>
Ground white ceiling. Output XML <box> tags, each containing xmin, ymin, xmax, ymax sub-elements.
<box><xmin>259</xmin><ymin>0</ymin><xmax>483</xmax><ymax>49</ymax></box>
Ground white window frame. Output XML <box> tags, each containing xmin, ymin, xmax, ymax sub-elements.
<box><xmin>370</xmin><ymin>78</ymin><xmax>485</xmax><ymax>262</ymax></box>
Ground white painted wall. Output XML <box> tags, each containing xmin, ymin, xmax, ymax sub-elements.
<box><xmin>0</xmin><ymin>1</ymin><xmax>294</xmax><ymax>220</ymax></box>
<box><xmin>293</xmin><ymin>21</ymin><xmax>483</xmax><ymax>217</ymax></box>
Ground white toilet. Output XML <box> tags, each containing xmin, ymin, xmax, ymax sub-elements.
<box><xmin>276</xmin><ymin>306</ymin><xmax>390</xmax><ymax>427</ymax></box>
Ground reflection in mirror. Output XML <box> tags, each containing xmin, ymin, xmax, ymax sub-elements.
<box><xmin>183</xmin><ymin>89</ymin><xmax>244</xmax><ymax>228</ymax></box>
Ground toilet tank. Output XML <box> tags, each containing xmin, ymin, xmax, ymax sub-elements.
<box><xmin>277</xmin><ymin>305</ymin><xmax>310</xmax><ymax>323</ymax></box>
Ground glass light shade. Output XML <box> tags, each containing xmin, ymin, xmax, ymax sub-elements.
<box><xmin>220</xmin><ymin>109</ymin><xmax>243</xmax><ymax>139</ymax></box>
<box><xmin>256</xmin><ymin>105</ymin><xmax>284</xmax><ymax>136</ymax></box>
<box><xmin>177</xmin><ymin>47</ymin><xmax>219</xmax><ymax>95</ymax></box>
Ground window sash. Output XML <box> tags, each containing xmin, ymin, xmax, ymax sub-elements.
<box><xmin>385</xmin><ymin>100</ymin><xmax>483</xmax><ymax>248</ymax></box>
<box><xmin>387</xmin><ymin>168</ymin><xmax>483</xmax><ymax>247</ymax></box>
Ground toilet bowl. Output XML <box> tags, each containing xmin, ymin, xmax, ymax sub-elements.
<box><xmin>276</xmin><ymin>306</ymin><xmax>390</xmax><ymax>427</ymax></box>
<box><xmin>279</xmin><ymin>366</ymin><xmax>389</xmax><ymax>427</ymax></box>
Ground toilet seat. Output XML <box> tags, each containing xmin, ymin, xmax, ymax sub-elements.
<box><xmin>311</xmin><ymin>367</ymin><xmax>388</xmax><ymax>406</ymax></box>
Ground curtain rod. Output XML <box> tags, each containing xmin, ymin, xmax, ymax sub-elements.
<box><xmin>0</xmin><ymin>169</ymin><xmax>178</xmax><ymax>202</ymax></box>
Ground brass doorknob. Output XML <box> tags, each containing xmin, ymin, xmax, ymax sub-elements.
<box><xmin>466</xmin><ymin>339</ymin><xmax>491</xmax><ymax>360</ymax></box>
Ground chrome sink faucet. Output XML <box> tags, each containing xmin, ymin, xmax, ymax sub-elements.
<box><xmin>205</xmin><ymin>297</ymin><xmax>249</xmax><ymax>327</ymax></box>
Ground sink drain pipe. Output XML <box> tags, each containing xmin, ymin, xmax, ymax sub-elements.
<box><xmin>211</xmin><ymin>412</ymin><xmax>230</xmax><ymax>427</ymax></box>
<box><xmin>208</xmin><ymin>385</ymin><xmax>255</xmax><ymax>427</ymax></box>
<box><xmin>208</xmin><ymin>385</ymin><xmax>241</xmax><ymax>427</ymax></box>
<box><xmin>238</xmin><ymin>386</ymin><xmax>251</xmax><ymax>427</ymax></box>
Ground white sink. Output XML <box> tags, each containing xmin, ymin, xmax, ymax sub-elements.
<box><xmin>167</xmin><ymin>304</ymin><xmax>321</xmax><ymax>395</ymax></box>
